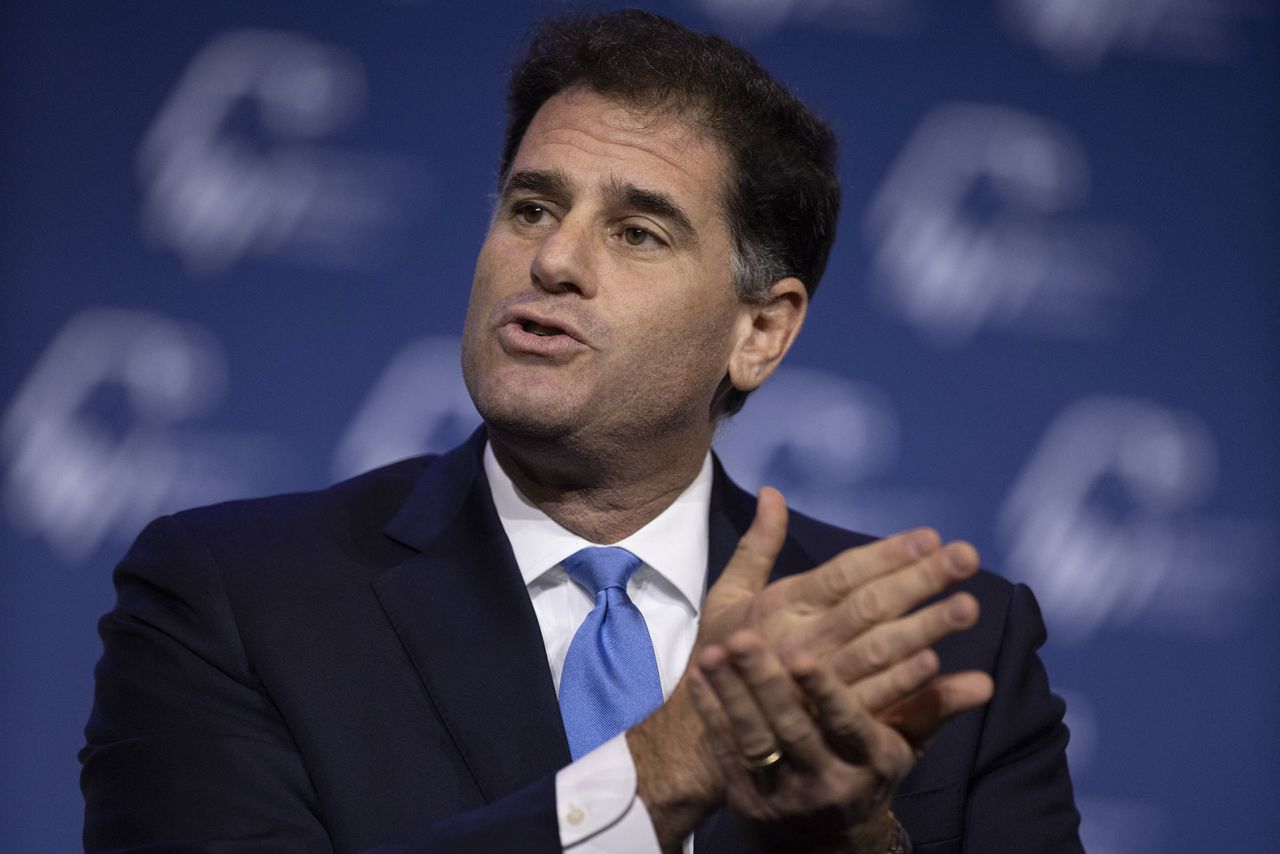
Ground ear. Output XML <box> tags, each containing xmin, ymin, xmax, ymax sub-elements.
<box><xmin>727</xmin><ymin>277</ymin><xmax>808</xmax><ymax>394</ymax></box>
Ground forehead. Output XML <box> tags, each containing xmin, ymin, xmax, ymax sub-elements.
<box><xmin>510</xmin><ymin>87</ymin><xmax>731</xmax><ymax>222</ymax></box>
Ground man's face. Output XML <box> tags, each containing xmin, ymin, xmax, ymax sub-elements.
<box><xmin>461</xmin><ymin>86</ymin><xmax>750</xmax><ymax>451</ymax></box>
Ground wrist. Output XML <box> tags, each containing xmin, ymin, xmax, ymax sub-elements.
<box><xmin>628</xmin><ymin>680</ymin><xmax>723</xmax><ymax>850</ymax></box>
<box><xmin>882</xmin><ymin>810</ymin><xmax>912</xmax><ymax>854</ymax></box>
<box><xmin>849</xmin><ymin>809</ymin><xmax>910</xmax><ymax>854</ymax></box>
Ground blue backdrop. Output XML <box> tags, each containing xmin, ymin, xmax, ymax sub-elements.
<box><xmin>3</xmin><ymin>1</ymin><xmax>1277</xmax><ymax>851</ymax></box>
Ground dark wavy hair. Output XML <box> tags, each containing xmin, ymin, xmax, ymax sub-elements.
<box><xmin>500</xmin><ymin>10</ymin><xmax>841</xmax><ymax>415</ymax></box>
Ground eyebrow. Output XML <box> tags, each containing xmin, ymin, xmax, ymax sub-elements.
<box><xmin>502</xmin><ymin>168</ymin><xmax>700</xmax><ymax>248</ymax></box>
<box><xmin>502</xmin><ymin>168</ymin><xmax>573</xmax><ymax>202</ymax></box>
<box><xmin>604</xmin><ymin>177</ymin><xmax>699</xmax><ymax>248</ymax></box>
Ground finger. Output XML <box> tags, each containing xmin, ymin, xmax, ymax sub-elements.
<box><xmin>788</xmin><ymin>528</ymin><xmax>943</xmax><ymax>607</ymax></box>
<box><xmin>832</xmin><ymin>591</ymin><xmax>980</xmax><ymax>684</ymax></box>
<box><xmin>881</xmin><ymin>671</ymin><xmax>995</xmax><ymax>748</ymax></box>
<box><xmin>814</xmin><ymin>542</ymin><xmax>979</xmax><ymax>648</ymax></box>
<box><xmin>845</xmin><ymin>648</ymin><xmax>940</xmax><ymax>714</ymax></box>
<box><xmin>713</xmin><ymin>488</ymin><xmax>789</xmax><ymax>597</ymax></box>
<box><xmin>789</xmin><ymin>657</ymin><xmax>915</xmax><ymax>781</ymax></box>
<box><xmin>686</xmin><ymin>663</ymin><xmax>751</xmax><ymax>774</ymax></box>
<box><xmin>696</xmin><ymin>641</ymin><xmax>779</xmax><ymax>760</ymax></box>
<box><xmin>723</xmin><ymin>632</ymin><xmax>828</xmax><ymax>771</ymax></box>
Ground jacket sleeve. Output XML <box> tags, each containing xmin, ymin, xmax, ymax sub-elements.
<box><xmin>961</xmin><ymin>582</ymin><xmax>1084</xmax><ymax>853</ymax></box>
<box><xmin>79</xmin><ymin>514</ymin><xmax>562</xmax><ymax>854</ymax></box>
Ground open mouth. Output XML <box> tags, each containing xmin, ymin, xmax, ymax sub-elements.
<box><xmin>522</xmin><ymin>320</ymin><xmax>563</xmax><ymax>337</ymax></box>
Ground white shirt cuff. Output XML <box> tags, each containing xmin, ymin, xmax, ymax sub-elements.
<box><xmin>555</xmin><ymin>734</ymin><xmax>661</xmax><ymax>852</ymax></box>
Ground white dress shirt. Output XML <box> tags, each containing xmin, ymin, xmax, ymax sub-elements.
<box><xmin>483</xmin><ymin>442</ymin><xmax>710</xmax><ymax>853</ymax></box>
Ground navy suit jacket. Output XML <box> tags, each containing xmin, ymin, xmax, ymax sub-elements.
<box><xmin>81</xmin><ymin>430</ymin><xmax>1082</xmax><ymax>852</ymax></box>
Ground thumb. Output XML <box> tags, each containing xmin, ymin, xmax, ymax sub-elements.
<box><xmin>716</xmin><ymin>486</ymin><xmax>788</xmax><ymax>596</ymax></box>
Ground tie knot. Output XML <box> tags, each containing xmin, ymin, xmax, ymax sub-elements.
<box><xmin>562</xmin><ymin>546</ymin><xmax>644</xmax><ymax>596</ymax></box>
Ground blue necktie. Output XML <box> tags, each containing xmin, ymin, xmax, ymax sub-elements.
<box><xmin>558</xmin><ymin>546</ymin><xmax>664</xmax><ymax>760</ymax></box>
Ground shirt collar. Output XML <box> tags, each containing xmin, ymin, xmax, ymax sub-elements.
<box><xmin>483</xmin><ymin>440</ymin><xmax>711</xmax><ymax>616</ymax></box>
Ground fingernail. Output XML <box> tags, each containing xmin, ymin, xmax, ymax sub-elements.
<box><xmin>946</xmin><ymin>550</ymin><xmax>971</xmax><ymax>578</ymax></box>
<box><xmin>913</xmin><ymin>528</ymin><xmax>942</xmax><ymax>557</ymax></box>
<box><xmin>936</xmin><ymin>550</ymin><xmax>961</xmax><ymax>579</ymax></box>
<box><xmin>947</xmin><ymin>542</ymin><xmax>978</xmax><ymax>577</ymax></box>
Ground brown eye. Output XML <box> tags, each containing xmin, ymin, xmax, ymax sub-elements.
<box><xmin>517</xmin><ymin>205</ymin><xmax>545</xmax><ymax>224</ymax></box>
<box><xmin>624</xmin><ymin>227</ymin><xmax>650</xmax><ymax>246</ymax></box>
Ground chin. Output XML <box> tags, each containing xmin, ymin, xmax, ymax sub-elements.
<box><xmin>467</xmin><ymin>380</ymin><xmax>580</xmax><ymax>442</ymax></box>
<box><xmin>476</xmin><ymin>404</ymin><xmax>576</xmax><ymax>442</ymax></box>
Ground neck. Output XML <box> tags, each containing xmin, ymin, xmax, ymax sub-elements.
<box><xmin>486</xmin><ymin>425</ymin><xmax>711</xmax><ymax>544</ymax></box>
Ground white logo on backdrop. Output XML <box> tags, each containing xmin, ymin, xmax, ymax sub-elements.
<box><xmin>138</xmin><ymin>29</ymin><xmax>417</xmax><ymax>275</ymax></box>
<box><xmin>715</xmin><ymin>367</ymin><xmax>953</xmax><ymax>535</ymax></box>
<box><xmin>865</xmin><ymin>103</ymin><xmax>1141</xmax><ymax>348</ymax></box>
<box><xmin>998</xmin><ymin>395</ymin><xmax>1272</xmax><ymax>643</ymax></box>
<box><xmin>691</xmin><ymin>0</ymin><xmax>922</xmax><ymax>35</ymax></box>
<box><xmin>1001</xmin><ymin>0</ymin><xmax>1257</xmax><ymax>70</ymax></box>
<box><xmin>332</xmin><ymin>335</ymin><xmax>479</xmax><ymax>481</ymax></box>
<box><xmin>1</xmin><ymin>309</ymin><xmax>282</xmax><ymax>562</ymax></box>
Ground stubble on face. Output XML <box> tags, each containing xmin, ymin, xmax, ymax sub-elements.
<box><xmin>460</xmin><ymin>87</ymin><xmax>746</xmax><ymax>487</ymax></box>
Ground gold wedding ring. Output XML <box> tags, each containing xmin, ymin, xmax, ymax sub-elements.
<box><xmin>742</xmin><ymin>746</ymin><xmax>784</xmax><ymax>771</ymax></box>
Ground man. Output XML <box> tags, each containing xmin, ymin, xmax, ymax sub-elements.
<box><xmin>81</xmin><ymin>11</ymin><xmax>1082</xmax><ymax>853</ymax></box>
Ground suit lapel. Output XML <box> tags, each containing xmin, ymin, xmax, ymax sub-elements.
<box><xmin>374</xmin><ymin>430</ymin><xmax>570</xmax><ymax>802</ymax></box>
<box><xmin>707</xmin><ymin>454</ymin><xmax>814</xmax><ymax>588</ymax></box>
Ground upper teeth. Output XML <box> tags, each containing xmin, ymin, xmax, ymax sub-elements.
<box><xmin>524</xmin><ymin>321</ymin><xmax>559</xmax><ymax>336</ymax></box>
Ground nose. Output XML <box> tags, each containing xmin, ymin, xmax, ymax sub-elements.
<box><xmin>529</xmin><ymin>214</ymin><xmax>597</xmax><ymax>298</ymax></box>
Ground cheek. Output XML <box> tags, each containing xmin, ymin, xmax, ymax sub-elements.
<box><xmin>464</xmin><ymin>242</ymin><xmax>514</xmax><ymax>327</ymax></box>
<box><xmin>469</xmin><ymin>241</ymin><xmax>502</xmax><ymax>302</ymax></box>
<box><xmin>634</xmin><ymin>293</ymin><xmax>740</xmax><ymax>382</ymax></box>
<box><xmin>461</xmin><ymin>244</ymin><xmax>505</xmax><ymax>362</ymax></box>
<box><xmin>473</xmin><ymin>227</ymin><xmax>529</xmax><ymax>286</ymax></box>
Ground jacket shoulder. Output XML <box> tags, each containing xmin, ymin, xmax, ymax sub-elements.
<box><xmin>160</xmin><ymin>454</ymin><xmax>437</xmax><ymax>563</ymax></box>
